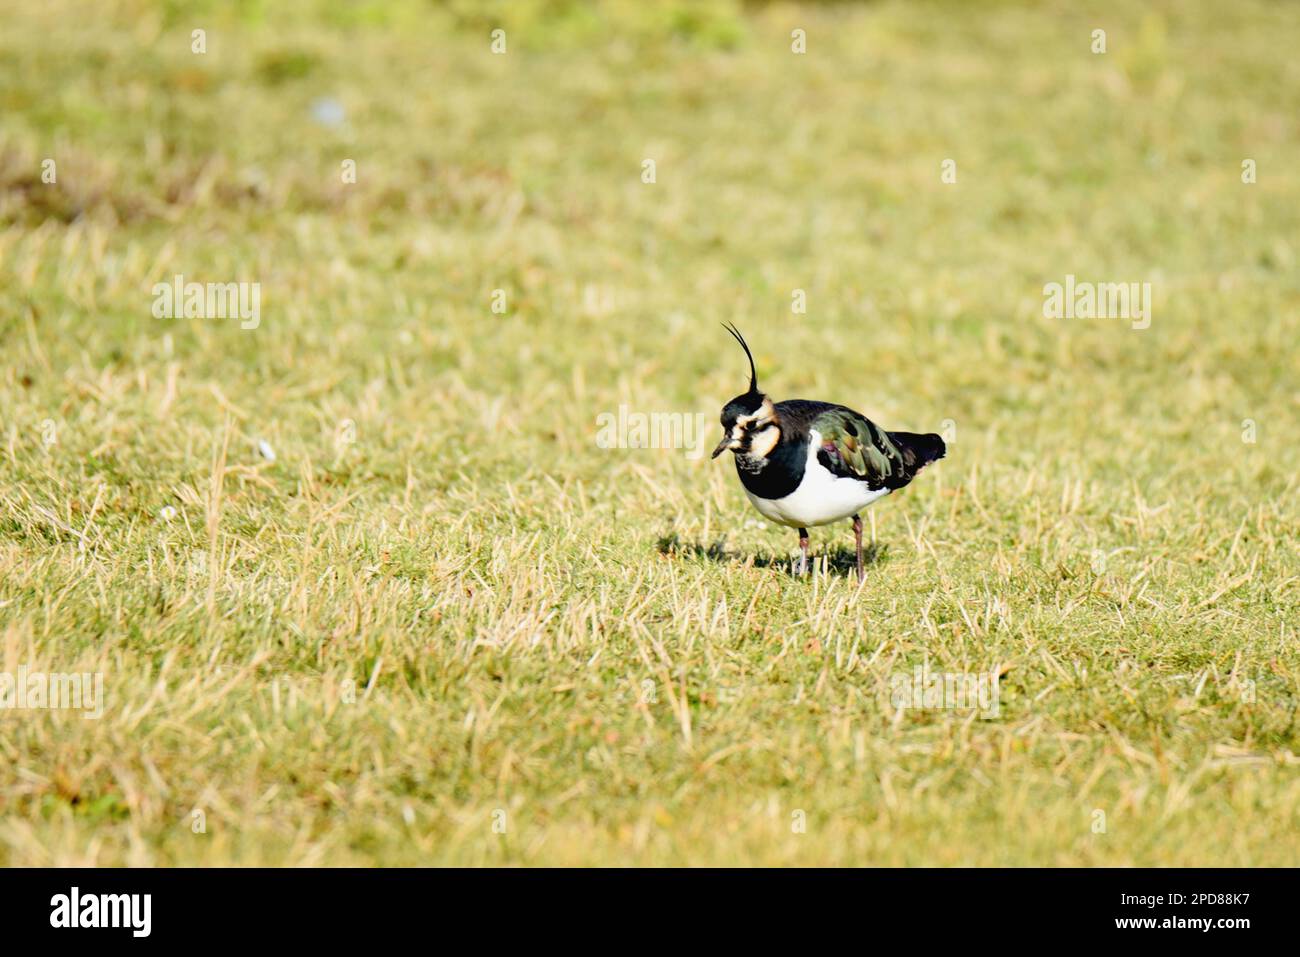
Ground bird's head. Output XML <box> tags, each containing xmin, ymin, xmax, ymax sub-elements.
<box><xmin>712</xmin><ymin>323</ymin><xmax>780</xmax><ymax>460</ymax></box>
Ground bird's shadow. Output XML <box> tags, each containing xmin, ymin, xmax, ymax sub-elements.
<box><xmin>657</xmin><ymin>533</ymin><xmax>889</xmax><ymax>579</ymax></box>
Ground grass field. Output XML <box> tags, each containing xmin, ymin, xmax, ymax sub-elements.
<box><xmin>1</xmin><ymin>0</ymin><xmax>1297</xmax><ymax>866</ymax></box>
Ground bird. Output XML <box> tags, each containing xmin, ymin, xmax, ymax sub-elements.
<box><xmin>710</xmin><ymin>322</ymin><xmax>945</xmax><ymax>583</ymax></box>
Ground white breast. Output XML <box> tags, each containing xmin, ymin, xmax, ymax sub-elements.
<box><xmin>744</xmin><ymin>429</ymin><xmax>891</xmax><ymax>528</ymax></box>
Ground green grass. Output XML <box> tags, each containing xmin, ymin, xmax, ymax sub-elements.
<box><xmin>0</xmin><ymin>0</ymin><xmax>1297</xmax><ymax>866</ymax></box>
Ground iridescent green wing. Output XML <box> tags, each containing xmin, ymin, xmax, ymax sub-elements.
<box><xmin>810</xmin><ymin>406</ymin><xmax>908</xmax><ymax>490</ymax></box>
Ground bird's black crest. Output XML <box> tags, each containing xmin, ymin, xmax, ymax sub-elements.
<box><xmin>722</xmin><ymin>321</ymin><xmax>760</xmax><ymax>396</ymax></box>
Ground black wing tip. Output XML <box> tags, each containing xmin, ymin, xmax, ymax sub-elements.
<box><xmin>892</xmin><ymin>431</ymin><xmax>946</xmax><ymax>469</ymax></box>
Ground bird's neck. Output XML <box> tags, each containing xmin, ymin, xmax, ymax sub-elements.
<box><xmin>735</xmin><ymin>425</ymin><xmax>807</xmax><ymax>498</ymax></box>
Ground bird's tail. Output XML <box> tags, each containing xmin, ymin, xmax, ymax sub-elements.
<box><xmin>890</xmin><ymin>431</ymin><xmax>946</xmax><ymax>474</ymax></box>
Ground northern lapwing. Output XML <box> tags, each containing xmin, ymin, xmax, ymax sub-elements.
<box><xmin>711</xmin><ymin>323</ymin><xmax>945</xmax><ymax>582</ymax></box>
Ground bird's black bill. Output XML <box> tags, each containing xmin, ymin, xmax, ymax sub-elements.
<box><xmin>711</xmin><ymin>437</ymin><xmax>731</xmax><ymax>459</ymax></box>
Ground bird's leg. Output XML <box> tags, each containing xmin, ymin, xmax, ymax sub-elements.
<box><xmin>852</xmin><ymin>514</ymin><xmax>865</xmax><ymax>583</ymax></box>
<box><xmin>797</xmin><ymin>527</ymin><xmax>810</xmax><ymax>576</ymax></box>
